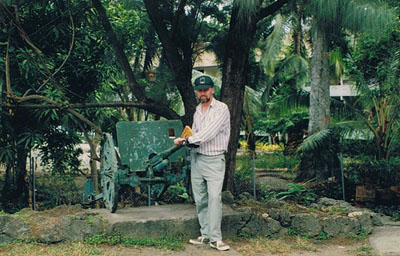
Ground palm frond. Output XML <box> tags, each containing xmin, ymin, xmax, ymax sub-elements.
<box><xmin>296</xmin><ymin>128</ymin><xmax>331</xmax><ymax>153</ymax></box>
<box><xmin>309</xmin><ymin>0</ymin><xmax>340</xmax><ymax>26</ymax></box>
<box><xmin>234</xmin><ymin>0</ymin><xmax>258</xmax><ymax>23</ymax></box>
<box><xmin>329</xmin><ymin>48</ymin><xmax>344</xmax><ymax>80</ymax></box>
<box><xmin>334</xmin><ymin>120</ymin><xmax>374</xmax><ymax>140</ymax></box>
<box><xmin>268</xmin><ymin>85</ymin><xmax>309</xmax><ymax>118</ymax></box>
<box><xmin>259</xmin><ymin>14</ymin><xmax>290</xmax><ymax>77</ymax></box>
<box><xmin>310</xmin><ymin>0</ymin><xmax>396</xmax><ymax>34</ymax></box>
<box><xmin>343</xmin><ymin>1</ymin><xmax>396</xmax><ymax>34</ymax></box>
<box><xmin>279</xmin><ymin>54</ymin><xmax>310</xmax><ymax>87</ymax></box>
<box><xmin>243</xmin><ymin>86</ymin><xmax>262</xmax><ymax>117</ymax></box>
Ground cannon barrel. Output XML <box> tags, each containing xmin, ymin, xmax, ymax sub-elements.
<box><xmin>148</xmin><ymin>144</ymin><xmax>184</xmax><ymax>168</ymax></box>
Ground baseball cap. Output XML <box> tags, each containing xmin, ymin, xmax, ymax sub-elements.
<box><xmin>194</xmin><ymin>75</ymin><xmax>214</xmax><ymax>90</ymax></box>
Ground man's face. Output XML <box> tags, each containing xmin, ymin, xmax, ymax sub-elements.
<box><xmin>196</xmin><ymin>87</ymin><xmax>214</xmax><ymax>103</ymax></box>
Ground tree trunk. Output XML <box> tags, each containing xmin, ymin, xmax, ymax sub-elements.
<box><xmin>14</xmin><ymin>147</ymin><xmax>29</xmax><ymax>210</ymax></box>
<box><xmin>143</xmin><ymin>0</ymin><xmax>197</xmax><ymax>126</ymax></box>
<box><xmin>220</xmin><ymin>5</ymin><xmax>257</xmax><ymax>192</ymax></box>
<box><xmin>1</xmin><ymin>147</ymin><xmax>29</xmax><ymax>213</ymax></box>
<box><xmin>308</xmin><ymin>27</ymin><xmax>330</xmax><ymax>134</ymax></box>
<box><xmin>92</xmin><ymin>0</ymin><xmax>182</xmax><ymax>122</ymax></box>
<box><xmin>293</xmin><ymin>3</ymin><xmax>304</xmax><ymax>55</ymax></box>
<box><xmin>220</xmin><ymin>0</ymin><xmax>289</xmax><ymax>191</ymax></box>
<box><xmin>1</xmin><ymin>148</ymin><xmax>29</xmax><ymax>212</ymax></box>
<box><xmin>296</xmin><ymin>26</ymin><xmax>340</xmax><ymax>182</ymax></box>
<box><xmin>247</xmin><ymin>130</ymin><xmax>257</xmax><ymax>152</ymax></box>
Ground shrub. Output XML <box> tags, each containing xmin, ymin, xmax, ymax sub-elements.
<box><xmin>344</xmin><ymin>155</ymin><xmax>400</xmax><ymax>187</ymax></box>
<box><xmin>164</xmin><ymin>183</ymin><xmax>189</xmax><ymax>203</ymax></box>
<box><xmin>35</xmin><ymin>174</ymin><xmax>82</xmax><ymax>210</ymax></box>
<box><xmin>256</xmin><ymin>152</ymin><xmax>300</xmax><ymax>170</ymax></box>
<box><xmin>277</xmin><ymin>179</ymin><xmax>317</xmax><ymax>205</ymax></box>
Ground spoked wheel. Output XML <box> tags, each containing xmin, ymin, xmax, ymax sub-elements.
<box><xmin>100</xmin><ymin>133</ymin><xmax>119</xmax><ymax>213</ymax></box>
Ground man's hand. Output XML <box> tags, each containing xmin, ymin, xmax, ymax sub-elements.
<box><xmin>174</xmin><ymin>137</ymin><xmax>186</xmax><ymax>145</ymax></box>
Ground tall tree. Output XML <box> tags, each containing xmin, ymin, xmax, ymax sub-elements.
<box><xmin>296</xmin><ymin>0</ymin><xmax>396</xmax><ymax>181</ymax></box>
<box><xmin>220</xmin><ymin>0</ymin><xmax>289</xmax><ymax>190</ymax></box>
<box><xmin>0</xmin><ymin>0</ymin><xmax>113</xmax><ymax>211</ymax></box>
<box><xmin>94</xmin><ymin>0</ymin><xmax>290</xmax><ymax>191</ymax></box>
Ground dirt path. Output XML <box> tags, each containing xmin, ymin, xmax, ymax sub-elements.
<box><xmin>99</xmin><ymin>238</ymin><xmax>377</xmax><ymax>256</ymax></box>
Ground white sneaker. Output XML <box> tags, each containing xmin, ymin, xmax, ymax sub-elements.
<box><xmin>210</xmin><ymin>241</ymin><xmax>230</xmax><ymax>251</ymax></box>
<box><xmin>189</xmin><ymin>236</ymin><xmax>209</xmax><ymax>245</ymax></box>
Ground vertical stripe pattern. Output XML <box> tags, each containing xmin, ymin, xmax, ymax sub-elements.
<box><xmin>188</xmin><ymin>98</ymin><xmax>230</xmax><ymax>155</ymax></box>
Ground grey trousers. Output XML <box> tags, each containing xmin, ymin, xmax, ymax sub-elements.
<box><xmin>191</xmin><ymin>152</ymin><xmax>225</xmax><ymax>242</ymax></box>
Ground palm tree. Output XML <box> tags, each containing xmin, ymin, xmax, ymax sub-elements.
<box><xmin>296</xmin><ymin>0</ymin><xmax>396</xmax><ymax>181</ymax></box>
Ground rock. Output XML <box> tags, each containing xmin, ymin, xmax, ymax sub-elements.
<box><xmin>222</xmin><ymin>191</ymin><xmax>235</xmax><ymax>205</ymax></box>
<box><xmin>268</xmin><ymin>208</ymin><xmax>292</xmax><ymax>227</ymax></box>
<box><xmin>222</xmin><ymin>211</ymin><xmax>252</xmax><ymax>238</ymax></box>
<box><xmin>263</xmin><ymin>198</ymin><xmax>285</xmax><ymax>207</ymax></box>
<box><xmin>317</xmin><ymin>197</ymin><xmax>354</xmax><ymax>213</ymax></box>
<box><xmin>0</xmin><ymin>215</ymin><xmax>31</xmax><ymax>243</ymax></box>
<box><xmin>239</xmin><ymin>214</ymin><xmax>260</xmax><ymax>236</ymax></box>
<box><xmin>0</xmin><ymin>199</ymin><xmax>390</xmax><ymax>244</ymax></box>
<box><xmin>278</xmin><ymin>227</ymin><xmax>288</xmax><ymax>237</ymax></box>
<box><xmin>291</xmin><ymin>213</ymin><xmax>322</xmax><ymax>237</ymax></box>
<box><xmin>261</xmin><ymin>213</ymin><xmax>269</xmax><ymax>218</ymax></box>
<box><xmin>238</xmin><ymin>192</ymin><xmax>253</xmax><ymax>201</ymax></box>
<box><xmin>238</xmin><ymin>213</ymin><xmax>283</xmax><ymax>238</ymax></box>
<box><xmin>38</xmin><ymin>223</ymin><xmax>64</xmax><ymax>243</ymax></box>
<box><xmin>348</xmin><ymin>211</ymin><xmax>364</xmax><ymax>218</ymax></box>
<box><xmin>356</xmin><ymin>213</ymin><xmax>374</xmax><ymax>234</ymax></box>
<box><xmin>370</xmin><ymin>213</ymin><xmax>386</xmax><ymax>226</ymax></box>
<box><xmin>322</xmin><ymin>215</ymin><xmax>360</xmax><ymax>237</ymax></box>
<box><xmin>259</xmin><ymin>218</ymin><xmax>283</xmax><ymax>237</ymax></box>
<box><xmin>60</xmin><ymin>213</ymin><xmax>105</xmax><ymax>241</ymax></box>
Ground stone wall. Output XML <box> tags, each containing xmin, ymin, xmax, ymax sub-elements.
<box><xmin>0</xmin><ymin>198</ymin><xmax>388</xmax><ymax>244</ymax></box>
<box><xmin>233</xmin><ymin>197</ymin><xmax>385</xmax><ymax>238</ymax></box>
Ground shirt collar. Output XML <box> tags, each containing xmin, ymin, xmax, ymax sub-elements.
<box><xmin>197</xmin><ymin>97</ymin><xmax>216</xmax><ymax>111</ymax></box>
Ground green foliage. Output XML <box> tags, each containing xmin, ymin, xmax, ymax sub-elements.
<box><xmin>310</xmin><ymin>0</ymin><xmax>396</xmax><ymax>35</ymax></box>
<box><xmin>288</xmin><ymin>228</ymin><xmax>329</xmax><ymax>240</ymax></box>
<box><xmin>259</xmin><ymin>107</ymin><xmax>309</xmax><ymax>133</ymax></box>
<box><xmin>366</xmin><ymin>205</ymin><xmax>400</xmax><ymax>222</ymax></box>
<box><xmin>255</xmin><ymin>152</ymin><xmax>300</xmax><ymax>170</ymax></box>
<box><xmin>288</xmin><ymin>227</ymin><xmax>299</xmax><ymax>236</ymax></box>
<box><xmin>164</xmin><ymin>183</ymin><xmax>189</xmax><ymax>203</ymax></box>
<box><xmin>341</xmin><ymin>139</ymin><xmax>377</xmax><ymax>157</ymax></box>
<box><xmin>85</xmin><ymin>234</ymin><xmax>185</xmax><ymax>251</ymax></box>
<box><xmin>277</xmin><ymin>179</ymin><xmax>317</xmax><ymax>205</ymax></box>
<box><xmin>343</xmin><ymin>30</ymin><xmax>400</xmax><ymax>161</ymax></box>
<box><xmin>310</xmin><ymin>180</ymin><xmax>347</xmax><ymax>201</ymax></box>
<box><xmin>234</xmin><ymin>153</ymin><xmax>299</xmax><ymax>199</ymax></box>
<box><xmin>315</xmin><ymin>232</ymin><xmax>330</xmax><ymax>240</ymax></box>
<box><xmin>344</xmin><ymin>155</ymin><xmax>400</xmax><ymax>187</ymax></box>
<box><xmin>296</xmin><ymin>129</ymin><xmax>331</xmax><ymax>153</ymax></box>
<box><xmin>35</xmin><ymin>174</ymin><xmax>81</xmax><ymax>210</ymax></box>
<box><xmin>343</xmin><ymin>229</ymin><xmax>368</xmax><ymax>241</ymax></box>
<box><xmin>351</xmin><ymin>31</ymin><xmax>400</xmax><ymax>83</ymax></box>
<box><xmin>17</xmin><ymin>130</ymin><xmax>45</xmax><ymax>150</ymax></box>
<box><xmin>354</xmin><ymin>245</ymin><xmax>378</xmax><ymax>256</ymax></box>
<box><xmin>39</xmin><ymin>128</ymin><xmax>82</xmax><ymax>174</ymax></box>
<box><xmin>0</xmin><ymin>145</ymin><xmax>15</xmax><ymax>164</ymax></box>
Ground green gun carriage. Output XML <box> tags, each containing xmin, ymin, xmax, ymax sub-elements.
<box><xmin>83</xmin><ymin>120</ymin><xmax>191</xmax><ymax>213</ymax></box>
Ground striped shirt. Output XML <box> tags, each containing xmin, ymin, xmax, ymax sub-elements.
<box><xmin>187</xmin><ymin>98</ymin><xmax>230</xmax><ymax>156</ymax></box>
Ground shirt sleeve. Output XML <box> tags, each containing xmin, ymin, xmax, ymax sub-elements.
<box><xmin>188</xmin><ymin>104</ymin><xmax>230</xmax><ymax>145</ymax></box>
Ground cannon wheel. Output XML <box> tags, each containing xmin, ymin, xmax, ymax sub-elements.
<box><xmin>100</xmin><ymin>133</ymin><xmax>119</xmax><ymax>213</ymax></box>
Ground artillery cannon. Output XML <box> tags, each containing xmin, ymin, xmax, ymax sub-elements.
<box><xmin>83</xmin><ymin>120</ymin><xmax>191</xmax><ymax>213</ymax></box>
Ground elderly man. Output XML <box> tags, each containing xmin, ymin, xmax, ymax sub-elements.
<box><xmin>174</xmin><ymin>75</ymin><xmax>231</xmax><ymax>251</ymax></box>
